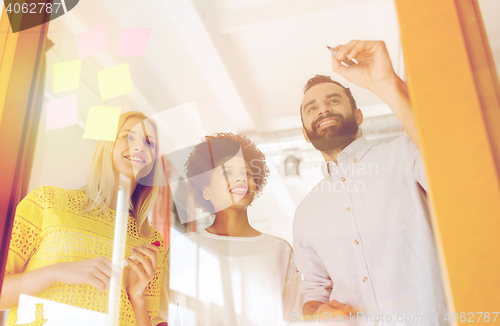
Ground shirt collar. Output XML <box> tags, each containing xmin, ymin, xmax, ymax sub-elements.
<box><xmin>321</xmin><ymin>136</ymin><xmax>373</xmax><ymax>177</ymax></box>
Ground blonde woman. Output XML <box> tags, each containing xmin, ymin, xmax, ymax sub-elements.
<box><xmin>0</xmin><ymin>111</ymin><xmax>166</xmax><ymax>326</ymax></box>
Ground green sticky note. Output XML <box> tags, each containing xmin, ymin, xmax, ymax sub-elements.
<box><xmin>83</xmin><ymin>106</ymin><xmax>122</xmax><ymax>141</ymax></box>
<box><xmin>97</xmin><ymin>63</ymin><xmax>134</xmax><ymax>101</ymax></box>
<box><xmin>52</xmin><ymin>60</ymin><xmax>82</xmax><ymax>94</ymax></box>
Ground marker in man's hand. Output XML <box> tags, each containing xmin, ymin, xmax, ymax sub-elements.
<box><xmin>327</xmin><ymin>46</ymin><xmax>357</xmax><ymax>67</ymax></box>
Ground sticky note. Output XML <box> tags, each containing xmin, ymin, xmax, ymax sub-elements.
<box><xmin>75</xmin><ymin>25</ymin><xmax>109</xmax><ymax>59</ymax></box>
<box><xmin>150</xmin><ymin>102</ymin><xmax>206</xmax><ymax>155</ymax></box>
<box><xmin>53</xmin><ymin>60</ymin><xmax>82</xmax><ymax>94</ymax></box>
<box><xmin>115</xmin><ymin>28</ymin><xmax>152</xmax><ymax>57</ymax></box>
<box><xmin>97</xmin><ymin>64</ymin><xmax>134</xmax><ymax>101</ymax></box>
<box><xmin>45</xmin><ymin>94</ymin><xmax>79</xmax><ymax>131</ymax></box>
<box><xmin>83</xmin><ymin>106</ymin><xmax>122</xmax><ymax>141</ymax></box>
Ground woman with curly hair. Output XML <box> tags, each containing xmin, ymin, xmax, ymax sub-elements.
<box><xmin>154</xmin><ymin>133</ymin><xmax>302</xmax><ymax>326</ymax></box>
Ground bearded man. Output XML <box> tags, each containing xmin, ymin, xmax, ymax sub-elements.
<box><xmin>293</xmin><ymin>40</ymin><xmax>448</xmax><ymax>325</ymax></box>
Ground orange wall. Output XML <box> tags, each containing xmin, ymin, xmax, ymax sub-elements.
<box><xmin>395</xmin><ymin>0</ymin><xmax>500</xmax><ymax>324</ymax></box>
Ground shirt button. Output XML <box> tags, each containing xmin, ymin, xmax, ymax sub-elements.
<box><xmin>346</xmin><ymin>207</ymin><xmax>351</xmax><ymax>211</ymax></box>
<box><xmin>362</xmin><ymin>277</ymin><xmax>368</xmax><ymax>282</ymax></box>
<box><xmin>341</xmin><ymin>177</ymin><xmax>346</xmax><ymax>182</ymax></box>
<box><xmin>353</xmin><ymin>158</ymin><xmax>357</xmax><ymax>162</ymax></box>
<box><xmin>354</xmin><ymin>240</ymin><xmax>359</xmax><ymax>245</ymax></box>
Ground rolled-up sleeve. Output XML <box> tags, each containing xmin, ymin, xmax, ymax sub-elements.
<box><xmin>403</xmin><ymin>135</ymin><xmax>428</xmax><ymax>191</ymax></box>
<box><xmin>282</xmin><ymin>246</ymin><xmax>304</xmax><ymax>319</ymax></box>
<box><xmin>293</xmin><ymin>226</ymin><xmax>332</xmax><ymax>305</ymax></box>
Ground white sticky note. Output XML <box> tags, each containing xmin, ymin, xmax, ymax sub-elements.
<box><xmin>115</xmin><ymin>28</ymin><xmax>152</xmax><ymax>57</ymax></box>
<box><xmin>151</xmin><ymin>102</ymin><xmax>206</xmax><ymax>156</ymax></box>
<box><xmin>53</xmin><ymin>60</ymin><xmax>82</xmax><ymax>94</ymax></box>
<box><xmin>75</xmin><ymin>25</ymin><xmax>110</xmax><ymax>59</ymax></box>
<box><xmin>45</xmin><ymin>94</ymin><xmax>79</xmax><ymax>131</ymax></box>
<box><xmin>97</xmin><ymin>64</ymin><xmax>134</xmax><ymax>101</ymax></box>
<box><xmin>83</xmin><ymin>106</ymin><xmax>122</xmax><ymax>141</ymax></box>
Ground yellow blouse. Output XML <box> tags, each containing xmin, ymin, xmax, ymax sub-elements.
<box><xmin>5</xmin><ymin>186</ymin><xmax>166</xmax><ymax>326</ymax></box>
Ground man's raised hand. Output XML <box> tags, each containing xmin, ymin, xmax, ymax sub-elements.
<box><xmin>330</xmin><ymin>40</ymin><xmax>397</xmax><ymax>94</ymax></box>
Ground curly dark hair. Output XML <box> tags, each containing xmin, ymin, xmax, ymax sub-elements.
<box><xmin>300</xmin><ymin>75</ymin><xmax>358</xmax><ymax>124</ymax></box>
<box><xmin>184</xmin><ymin>132</ymin><xmax>269</xmax><ymax>214</ymax></box>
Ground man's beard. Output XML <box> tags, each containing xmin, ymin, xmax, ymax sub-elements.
<box><xmin>304</xmin><ymin>113</ymin><xmax>359</xmax><ymax>152</ymax></box>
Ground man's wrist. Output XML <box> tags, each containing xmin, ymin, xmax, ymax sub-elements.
<box><xmin>370</xmin><ymin>73</ymin><xmax>402</xmax><ymax>99</ymax></box>
<box><xmin>374</xmin><ymin>75</ymin><xmax>409</xmax><ymax>116</ymax></box>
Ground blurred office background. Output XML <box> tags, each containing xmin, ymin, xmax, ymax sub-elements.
<box><xmin>2</xmin><ymin>0</ymin><xmax>500</xmax><ymax>324</ymax></box>
<box><xmin>20</xmin><ymin>0</ymin><xmax>498</xmax><ymax>244</ymax></box>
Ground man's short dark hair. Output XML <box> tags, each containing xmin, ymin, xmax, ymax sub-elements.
<box><xmin>301</xmin><ymin>75</ymin><xmax>358</xmax><ymax>118</ymax></box>
<box><xmin>184</xmin><ymin>132</ymin><xmax>269</xmax><ymax>214</ymax></box>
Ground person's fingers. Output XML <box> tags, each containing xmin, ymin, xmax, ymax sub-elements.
<box><xmin>330</xmin><ymin>309</ymin><xmax>346</xmax><ymax>317</ymax></box>
<box><xmin>331</xmin><ymin>53</ymin><xmax>343</xmax><ymax>71</ymax></box>
<box><xmin>127</xmin><ymin>258</ymin><xmax>146</xmax><ymax>279</ymax></box>
<box><xmin>326</xmin><ymin>300</ymin><xmax>354</xmax><ymax>314</ymax></box>
<box><xmin>335</xmin><ymin>40</ymin><xmax>357</xmax><ymax>61</ymax></box>
<box><xmin>373</xmin><ymin>40</ymin><xmax>386</xmax><ymax>50</ymax></box>
<box><xmin>88</xmin><ymin>267</ymin><xmax>110</xmax><ymax>292</ymax></box>
<box><xmin>139</xmin><ymin>245</ymin><xmax>159</xmax><ymax>262</ymax></box>
<box><xmin>339</xmin><ymin>40</ymin><xmax>360</xmax><ymax>59</ymax></box>
<box><xmin>141</xmin><ymin>243</ymin><xmax>161</xmax><ymax>254</ymax></box>
<box><xmin>95</xmin><ymin>257</ymin><xmax>113</xmax><ymax>278</ymax></box>
<box><xmin>127</xmin><ymin>257</ymin><xmax>149</xmax><ymax>281</ymax></box>
<box><xmin>331</xmin><ymin>57</ymin><xmax>349</xmax><ymax>75</ymax></box>
<box><xmin>101</xmin><ymin>257</ymin><xmax>113</xmax><ymax>269</ymax></box>
<box><xmin>139</xmin><ymin>244</ymin><xmax>159</xmax><ymax>266</ymax></box>
<box><xmin>316</xmin><ymin>303</ymin><xmax>343</xmax><ymax>317</ymax></box>
<box><xmin>130</xmin><ymin>248</ymin><xmax>155</xmax><ymax>276</ymax></box>
<box><xmin>362</xmin><ymin>40</ymin><xmax>387</xmax><ymax>61</ymax></box>
<box><xmin>87</xmin><ymin>277</ymin><xmax>106</xmax><ymax>292</ymax></box>
<box><xmin>346</xmin><ymin>41</ymin><xmax>369</xmax><ymax>62</ymax></box>
<box><xmin>343</xmin><ymin>304</ymin><xmax>354</xmax><ymax>313</ymax></box>
<box><xmin>329</xmin><ymin>43</ymin><xmax>357</xmax><ymax>73</ymax></box>
<box><xmin>97</xmin><ymin>267</ymin><xmax>112</xmax><ymax>290</ymax></box>
<box><xmin>134</xmin><ymin>246</ymin><xmax>158</xmax><ymax>271</ymax></box>
<box><xmin>327</xmin><ymin>299</ymin><xmax>343</xmax><ymax>309</ymax></box>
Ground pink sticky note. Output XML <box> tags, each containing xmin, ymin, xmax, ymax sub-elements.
<box><xmin>76</xmin><ymin>25</ymin><xmax>109</xmax><ymax>59</ymax></box>
<box><xmin>115</xmin><ymin>28</ymin><xmax>152</xmax><ymax>57</ymax></box>
<box><xmin>45</xmin><ymin>95</ymin><xmax>79</xmax><ymax>131</ymax></box>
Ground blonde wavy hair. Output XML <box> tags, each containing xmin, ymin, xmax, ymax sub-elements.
<box><xmin>81</xmin><ymin>111</ymin><xmax>161</xmax><ymax>238</ymax></box>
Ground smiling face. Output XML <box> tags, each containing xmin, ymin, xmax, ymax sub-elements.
<box><xmin>301</xmin><ymin>83</ymin><xmax>363</xmax><ymax>152</ymax></box>
<box><xmin>202</xmin><ymin>155</ymin><xmax>256</xmax><ymax>213</ymax></box>
<box><xmin>112</xmin><ymin>116</ymin><xmax>157</xmax><ymax>182</ymax></box>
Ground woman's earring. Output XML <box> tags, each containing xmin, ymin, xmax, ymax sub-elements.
<box><xmin>203</xmin><ymin>190</ymin><xmax>210</xmax><ymax>200</ymax></box>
